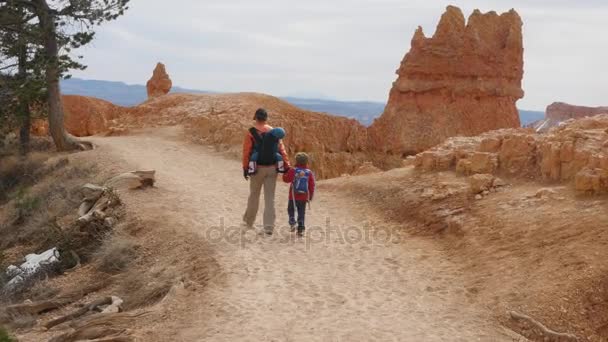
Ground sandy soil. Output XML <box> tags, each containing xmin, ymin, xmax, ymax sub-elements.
<box><xmin>83</xmin><ymin>126</ymin><xmax>520</xmax><ymax>341</ymax></box>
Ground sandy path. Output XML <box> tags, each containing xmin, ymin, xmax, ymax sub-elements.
<box><xmin>89</xmin><ymin>127</ymin><xmax>514</xmax><ymax>341</ymax></box>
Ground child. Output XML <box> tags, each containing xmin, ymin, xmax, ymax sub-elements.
<box><xmin>282</xmin><ymin>152</ymin><xmax>315</xmax><ymax>236</ymax></box>
<box><xmin>248</xmin><ymin>127</ymin><xmax>286</xmax><ymax>174</ymax></box>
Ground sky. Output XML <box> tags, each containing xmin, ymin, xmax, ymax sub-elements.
<box><xmin>71</xmin><ymin>0</ymin><xmax>608</xmax><ymax>111</ymax></box>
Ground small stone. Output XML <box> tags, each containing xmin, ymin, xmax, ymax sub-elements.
<box><xmin>475</xmin><ymin>194</ymin><xmax>483</xmax><ymax>200</ymax></box>
<box><xmin>535</xmin><ymin>188</ymin><xmax>557</xmax><ymax>198</ymax></box>
<box><xmin>492</xmin><ymin>177</ymin><xmax>507</xmax><ymax>187</ymax></box>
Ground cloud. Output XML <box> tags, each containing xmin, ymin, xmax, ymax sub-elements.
<box><xmin>72</xmin><ymin>0</ymin><xmax>608</xmax><ymax>110</ymax></box>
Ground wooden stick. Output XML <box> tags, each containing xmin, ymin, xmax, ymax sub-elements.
<box><xmin>5</xmin><ymin>280</ymin><xmax>111</xmax><ymax>316</ymax></box>
<box><xmin>509</xmin><ymin>311</ymin><xmax>578</xmax><ymax>342</ymax></box>
<box><xmin>45</xmin><ymin>297</ymin><xmax>112</xmax><ymax>330</ymax></box>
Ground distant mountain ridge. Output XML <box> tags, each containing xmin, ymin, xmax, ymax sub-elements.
<box><xmin>60</xmin><ymin>78</ymin><xmax>544</xmax><ymax>127</ymax></box>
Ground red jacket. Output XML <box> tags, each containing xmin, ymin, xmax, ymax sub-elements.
<box><xmin>283</xmin><ymin>165</ymin><xmax>315</xmax><ymax>201</ymax></box>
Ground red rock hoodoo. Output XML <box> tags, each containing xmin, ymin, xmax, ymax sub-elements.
<box><xmin>146</xmin><ymin>63</ymin><xmax>172</xmax><ymax>98</ymax></box>
<box><xmin>368</xmin><ymin>5</ymin><xmax>524</xmax><ymax>155</ymax></box>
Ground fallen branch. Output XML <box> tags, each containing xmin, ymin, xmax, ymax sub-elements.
<box><xmin>105</xmin><ymin>170</ymin><xmax>155</xmax><ymax>190</ymax></box>
<box><xmin>509</xmin><ymin>311</ymin><xmax>578</xmax><ymax>342</ymax></box>
<box><xmin>45</xmin><ymin>297</ymin><xmax>113</xmax><ymax>330</ymax></box>
<box><xmin>5</xmin><ymin>280</ymin><xmax>111</xmax><ymax>316</ymax></box>
<box><xmin>86</xmin><ymin>337</ymin><xmax>134</xmax><ymax>342</ymax></box>
<box><xmin>50</xmin><ymin>312</ymin><xmax>149</xmax><ymax>342</ymax></box>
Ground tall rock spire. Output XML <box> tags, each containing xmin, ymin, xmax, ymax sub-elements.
<box><xmin>368</xmin><ymin>6</ymin><xmax>524</xmax><ymax>154</ymax></box>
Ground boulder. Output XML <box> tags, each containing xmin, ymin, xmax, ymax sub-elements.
<box><xmin>467</xmin><ymin>174</ymin><xmax>495</xmax><ymax>194</ymax></box>
<box><xmin>469</xmin><ymin>152</ymin><xmax>498</xmax><ymax>174</ymax></box>
<box><xmin>575</xmin><ymin>168</ymin><xmax>608</xmax><ymax>194</ymax></box>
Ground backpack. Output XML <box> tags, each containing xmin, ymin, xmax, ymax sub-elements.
<box><xmin>293</xmin><ymin>167</ymin><xmax>311</xmax><ymax>195</ymax></box>
<box><xmin>249</xmin><ymin>127</ymin><xmax>279</xmax><ymax>166</ymax></box>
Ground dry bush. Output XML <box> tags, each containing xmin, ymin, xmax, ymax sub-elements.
<box><xmin>0</xmin><ymin>153</ymin><xmax>48</xmax><ymax>204</ymax></box>
<box><xmin>94</xmin><ymin>234</ymin><xmax>138</xmax><ymax>274</ymax></box>
<box><xmin>0</xmin><ymin>159</ymin><xmax>97</xmax><ymax>250</ymax></box>
<box><xmin>27</xmin><ymin>280</ymin><xmax>60</xmax><ymax>302</ymax></box>
<box><xmin>5</xmin><ymin>313</ymin><xmax>36</xmax><ymax>330</ymax></box>
<box><xmin>0</xmin><ymin>156</ymin><xmax>116</xmax><ymax>303</ymax></box>
<box><xmin>118</xmin><ymin>266</ymin><xmax>178</xmax><ymax>310</ymax></box>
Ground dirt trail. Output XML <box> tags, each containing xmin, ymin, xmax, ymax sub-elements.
<box><xmin>89</xmin><ymin>127</ymin><xmax>517</xmax><ymax>341</ymax></box>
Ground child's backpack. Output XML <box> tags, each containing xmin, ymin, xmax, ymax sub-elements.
<box><xmin>293</xmin><ymin>167</ymin><xmax>311</xmax><ymax>195</ymax></box>
<box><xmin>249</xmin><ymin>128</ymin><xmax>280</xmax><ymax>166</ymax></box>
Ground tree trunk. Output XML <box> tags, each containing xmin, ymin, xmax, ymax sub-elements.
<box><xmin>18</xmin><ymin>100</ymin><xmax>31</xmax><ymax>155</ymax></box>
<box><xmin>17</xmin><ymin>40</ymin><xmax>30</xmax><ymax>155</ymax></box>
<box><xmin>34</xmin><ymin>0</ymin><xmax>87</xmax><ymax>151</ymax></box>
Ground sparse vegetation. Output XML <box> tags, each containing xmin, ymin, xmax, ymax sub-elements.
<box><xmin>0</xmin><ymin>154</ymin><xmax>47</xmax><ymax>204</ymax></box>
<box><xmin>94</xmin><ymin>233</ymin><xmax>138</xmax><ymax>273</ymax></box>
<box><xmin>0</xmin><ymin>327</ymin><xmax>15</xmax><ymax>342</ymax></box>
<box><xmin>119</xmin><ymin>266</ymin><xmax>177</xmax><ymax>310</ymax></box>
<box><xmin>0</xmin><ymin>152</ymin><xmax>122</xmax><ymax>305</ymax></box>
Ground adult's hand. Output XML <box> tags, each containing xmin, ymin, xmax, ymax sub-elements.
<box><xmin>243</xmin><ymin>169</ymin><xmax>249</xmax><ymax>180</ymax></box>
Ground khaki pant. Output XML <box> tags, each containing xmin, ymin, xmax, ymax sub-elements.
<box><xmin>243</xmin><ymin>167</ymin><xmax>278</xmax><ymax>230</ymax></box>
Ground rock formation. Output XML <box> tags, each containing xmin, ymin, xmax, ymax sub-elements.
<box><xmin>63</xmin><ymin>95</ymin><xmax>123</xmax><ymax>137</ymax></box>
<box><xmin>547</xmin><ymin>102</ymin><xmax>608</xmax><ymax>121</ymax></box>
<box><xmin>31</xmin><ymin>95</ymin><xmax>123</xmax><ymax>137</ymax></box>
<box><xmin>369</xmin><ymin>6</ymin><xmax>524</xmax><ymax>155</ymax></box>
<box><xmin>129</xmin><ymin>92</ymin><xmax>386</xmax><ymax>179</ymax></box>
<box><xmin>533</xmin><ymin>102</ymin><xmax>608</xmax><ymax>132</ymax></box>
<box><xmin>414</xmin><ymin>114</ymin><xmax>608</xmax><ymax>194</ymax></box>
<box><xmin>146</xmin><ymin>63</ymin><xmax>172</xmax><ymax>98</ymax></box>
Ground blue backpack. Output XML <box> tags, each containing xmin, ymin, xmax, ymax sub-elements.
<box><xmin>293</xmin><ymin>168</ymin><xmax>311</xmax><ymax>195</ymax></box>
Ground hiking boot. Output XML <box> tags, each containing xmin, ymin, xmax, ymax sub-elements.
<box><xmin>297</xmin><ymin>227</ymin><xmax>305</xmax><ymax>237</ymax></box>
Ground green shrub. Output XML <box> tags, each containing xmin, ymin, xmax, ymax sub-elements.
<box><xmin>0</xmin><ymin>327</ymin><xmax>15</xmax><ymax>342</ymax></box>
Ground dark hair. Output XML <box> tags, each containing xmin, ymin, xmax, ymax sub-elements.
<box><xmin>253</xmin><ymin>108</ymin><xmax>268</xmax><ymax>121</ymax></box>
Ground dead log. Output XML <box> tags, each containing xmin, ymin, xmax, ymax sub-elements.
<box><xmin>509</xmin><ymin>311</ymin><xmax>579</xmax><ymax>342</ymax></box>
<box><xmin>78</xmin><ymin>200</ymin><xmax>95</xmax><ymax>217</ymax></box>
<box><xmin>105</xmin><ymin>170</ymin><xmax>155</xmax><ymax>190</ymax></box>
<box><xmin>4</xmin><ymin>280</ymin><xmax>111</xmax><ymax>316</ymax></box>
<box><xmin>77</xmin><ymin>191</ymin><xmax>117</xmax><ymax>225</ymax></box>
<box><xmin>49</xmin><ymin>327</ymin><xmax>127</xmax><ymax>342</ymax></box>
<box><xmin>49</xmin><ymin>312</ymin><xmax>149</xmax><ymax>342</ymax></box>
<box><xmin>87</xmin><ymin>337</ymin><xmax>134</xmax><ymax>342</ymax></box>
<box><xmin>45</xmin><ymin>297</ymin><xmax>113</xmax><ymax>330</ymax></box>
<box><xmin>81</xmin><ymin>184</ymin><xmax>106</xmax><ymax>202</ymax></box>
